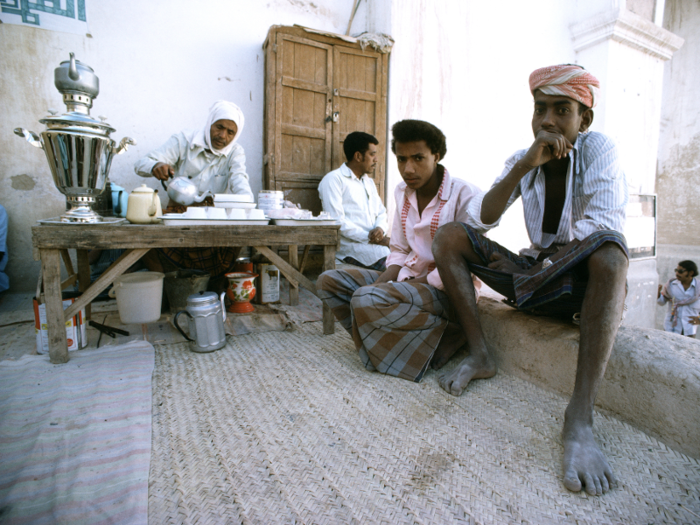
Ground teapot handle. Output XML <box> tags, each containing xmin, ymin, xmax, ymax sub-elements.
<box><xmin>148</xmin><ymin>190</ymin><xmax>159</xmax><ymax>217</ymax></box>
<box><xmin>173</xmin><ymin>310</ymin><xmax>194</xmax><ymax>342</ymax></box>
<box><xmin>219</xmin><ymin>291</ymin><xmax>227</xmax><ymax>323</ymax></box>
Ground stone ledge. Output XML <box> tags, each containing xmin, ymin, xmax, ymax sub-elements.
<box><xmin>477</xmin><ymin>292</ymin><xmax>700</xmax><ymax>458</ymax></box>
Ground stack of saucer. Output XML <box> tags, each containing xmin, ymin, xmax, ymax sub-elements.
<box><xmin>213</xmin><ymin>194</ymin><xmax>256</xmax><ymax>209</ymax></box>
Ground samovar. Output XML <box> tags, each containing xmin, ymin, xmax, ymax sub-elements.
<box><xmin>14</xmin><ymin>53</ymin><xmax>135</xmax><ymax>223</ymax></box>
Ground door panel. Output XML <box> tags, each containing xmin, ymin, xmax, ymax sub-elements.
<box><xmin>332</xmin><ymin>46</ymin><xmax>385</xmax><ymax>196</ymax></box>
<box><xmin>275</xmin><ymin>33</ymin><xmax>333</xmax><ymax>193</ymax></box>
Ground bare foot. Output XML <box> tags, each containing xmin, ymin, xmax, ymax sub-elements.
<box><xmin>562</xmin><ymin>420</ymin><xmax>616</xmax><ymax>495</ymax></box>
<box><xmin>438</xmin><ymin>353</ymin><xmax>497</xmax><ymax>396</ymax></box>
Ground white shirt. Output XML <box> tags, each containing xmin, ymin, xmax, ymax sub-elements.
<box><xmin>387</xmin><ymin>168</ymin><xmax>481</xmax><ymax>290</ymax></box>
<box><xmin>318</xmin><ymin>163</ymin><xmax>390</xmax><ymax>266</ymax></box>
<box><xmin>134</xmin><ymin>129</ymin><xmax>253</xmax><ymax>198</ymax></box>
<box><xmin>657</xmin><ymin>278</ymin><xmax>700</xmax><ymax>336</ymax></box>
<box><xmin>468</xmin><ymin>131</ymin><xmax>628</xmax><ymax>257</ymax></box>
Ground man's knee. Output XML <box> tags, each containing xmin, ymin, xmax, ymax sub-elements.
<box><xmin>588</xmin><ymin>242</ymin><xmax>628</xmax><ymax>279</ymax></box>
<box><xmin>432</xmin><ymin>222</ymin><xmax>470</xmax><ymax>259</ymax></box>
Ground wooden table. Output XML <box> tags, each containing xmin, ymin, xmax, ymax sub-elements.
<box><xmin>32</xmin><ymin>223</ymin><xmax>340</xmax><ymax>364</ymax></box>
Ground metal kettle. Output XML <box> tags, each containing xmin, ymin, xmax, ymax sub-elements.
<box><xmin>174</xmin><ymin>291</ymin><xmax>227</xmax><ymax>352</ymax></box>
<box><xmin>162</xmin><ymin>177</ymin><xmax>212</xmax><ymax>206</ymax></box>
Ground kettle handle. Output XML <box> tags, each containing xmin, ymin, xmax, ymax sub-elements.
<box><xmin>219</xmin><ymin>291</ymin><xmax>227</xmax><ymax>323</ymax></box>
<box><xmin>115</xmin><ymin>190</ymin><xmax>123</xmax><ymax>215</ymax></box>
<box><xmin>173</xmin><ymin>310</ymin><xmax>194</xmax><ymax>342</ymax></box>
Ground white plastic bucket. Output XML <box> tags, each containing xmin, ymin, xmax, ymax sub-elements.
<box><xmin>109</xmin><ymin>272</ymin><xmax>165</xmax><ymax>324</ymax></box>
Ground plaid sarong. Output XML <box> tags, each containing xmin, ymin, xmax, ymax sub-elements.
<box><xmin>317</xmin><ymin>268</ymin><xmax>461</xmax><ymax>382</ymax></box>
<box><xmin>342</xmin><ymin>256</ymin><xmax>387</xmax><ymax>272</ymax></box>
<box><xmin>459</xmin><ymin>225</ymin><xmax>628</xmax><ymax>320</ymax></box>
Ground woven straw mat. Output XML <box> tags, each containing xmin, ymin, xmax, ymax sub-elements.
<box><xmin>149</xmin><ymin>322</ymin><xmax>700</xmax><ymax>524</ymax></box>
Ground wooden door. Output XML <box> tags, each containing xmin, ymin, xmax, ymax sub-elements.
<box><xmin>272</xmin><ymin>33</ymin><xmax>333</xmax><ymax>214</ymax></box>
<box><xmin>332</xmin><ymin>46</ymin><xmax>387</xmax><ymax>198</ymax></box>
<box><xmin>264</xmin><ymin>26</ymin><xmax>389</xmax><ymax>215</ymax></box>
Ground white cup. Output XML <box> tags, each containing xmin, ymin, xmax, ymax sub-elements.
<box><xmin>183</xmin><ymin>207</ymin><xmax>206</xmax><ymax>219</ymax></box>
<box><xmin>247</xmin><ymin>209</ymin><xmax>266</xmax><ymax>220</ymax></box>
<box><xmin>207</xmin><ymin>207</ymin><xmax>228</xmax><ymax>219</ymax></box>
<box><xmin>227</xmin><ymin>208</ymin><xmax>246</xmax><ymax>220</ymax></box>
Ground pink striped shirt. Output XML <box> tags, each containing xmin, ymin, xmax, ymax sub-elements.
<box><xmin>387</xmin><ymin>168</ymin><xmax>481</xmax><ymax>290</ymax></box>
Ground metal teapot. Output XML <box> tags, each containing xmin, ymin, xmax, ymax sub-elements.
<box><xmin>174</xmin><ymin>291</ymin><xmax>227</xmax><ymax>353</ymax></box>
<box><xmin>161</xmin><ymin>177</ymin><xmax>212</xmax><ymax>206</ymax></box>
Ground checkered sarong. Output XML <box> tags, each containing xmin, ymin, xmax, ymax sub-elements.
<box><xmin>460</xmin><ymin>225</ymin><xmax>628</xmax><ymax>320</ymax></box>
<box><xmin>317</xmin><ymin>269</ymin><xmax>461</xmax><ymax>382</ymax></box>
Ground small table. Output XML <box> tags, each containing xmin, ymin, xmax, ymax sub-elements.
<box><xmin>32</xmin><ymin>223</ymin><xmax>340</xmax><ymax>363</ymax></box>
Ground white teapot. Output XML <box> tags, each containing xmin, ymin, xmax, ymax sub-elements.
<box><xmin>126</xmin><ymin>184</ymin><xmax>163</xmax><ymax>224</ymax></box>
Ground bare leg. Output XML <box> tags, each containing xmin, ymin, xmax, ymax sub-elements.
<box><xmin>563</xmin><ymin>243</ymin><xmax>627</xmax><ymax>496</ymax></box>
<box><xmin>430</xmin><ymin>322</ymin><xmax>468</xmax><ymax>370</ymax></box>
<box><xmin>432</xmin><ymin>223</ymin><xmax>497</xmax><ymax>394</ymax></box>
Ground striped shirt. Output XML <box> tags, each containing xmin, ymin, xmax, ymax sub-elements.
<box><xmin>468</xmin><ymin>131</ymin><xmax>628</xmax><ymax>256</ymax></box>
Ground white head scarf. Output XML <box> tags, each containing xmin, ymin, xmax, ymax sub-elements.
<box><xmin>204</xmin><ymin>100</ymin><xmax>245</xmax><ymax>156</ymax></box>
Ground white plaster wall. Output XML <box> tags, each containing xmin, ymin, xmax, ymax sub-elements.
<box><xmin>577</xmin><ymin>39</ymin><xmax>666</xmax><ymax>194</ymax></box>
<box><xmin>0</xmin><ymin>0</ymin><xmax>376</xmax><ymax>292</ymax></box>
<box><xmin>657</xmin><ymin>0</ymin><xmax>700</xmax><ymax>245</ymax></box>
<box><xmin>385</xmin><ymin>0</ymin><xmax>578</xmax><ymax>253</ymax></box>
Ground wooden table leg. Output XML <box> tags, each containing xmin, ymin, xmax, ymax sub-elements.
<box><xmin>288</xmin><ymin>245</ymin><xmax>299</xmax><ymax>306</ymax></box>
<box><xmin>41</xmin><ymin>249</ymin><xmax>69</xmax><ymax>364</ymax></box>
<box><xmin>76</xmin><ymin>250</ymin><xmax>92</xmax><ymax>320</ymax></box>
<box><xmin>322</xmin><ymin>244</ymin><xmax>336</xmax><ymax>335</ymax></box>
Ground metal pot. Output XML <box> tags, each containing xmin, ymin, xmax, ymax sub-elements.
<box><xmin>161</xmin><ymin>177</ymin><xmax>212</xmax><ymax>206</ymax></box>
<box><xmin>174</xmin><ymin>291</ymin><xmax>227</xmax><ymax>353</ymax></box>
<box><xmin>14</xmin><ymin>53</ymin><xmax>135</xmax><ymax>223</ymax></box>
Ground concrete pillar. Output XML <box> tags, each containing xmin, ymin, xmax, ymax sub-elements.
<box><xmin>570</xmin><ymin>3</ymin><xmax>683</xmax><ymax>327</ymax></box>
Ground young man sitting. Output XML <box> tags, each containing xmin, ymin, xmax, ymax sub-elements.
<box><xmin>432</xmin><ymin>65</ymin><xmax>628</xmax><ymax>496</ymax></box>
<box><xmin>317</xmin><ymin>120</ymin><xmax>482</xmax><ymax>381</ymax></box>
<box><xmin>318</xmin><ymin>131</ymin><xmax>390</xmax><ymax>271</ymax></box>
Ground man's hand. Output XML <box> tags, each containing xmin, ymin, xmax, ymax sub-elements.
<box><xmin>368</xmin><ymin>227</ymin><xmax>385</xmax><ymax>244</ymax></box>
<box><xmin>689</xmin><ymin>315</ymin><xmax>700</xmax><ymax>326</ymax></box>
<box><xmin>152</xmin><ymin>162</ymin><xmax>175</xmax><ymax>181</ymax></box>
<box><xmin>520</xmin><ymin>130</ymin><xmax>573</xmax><ymax>170</ymax></box>
<box><xmin>487</xmin><ymin>252</ymin><xmax>522</xmax><ymax>274</ymax></box>
<box><xmin>658</xmin><ymin>283</ymin><xmax>671</xmax><ymax>300</ymax></box>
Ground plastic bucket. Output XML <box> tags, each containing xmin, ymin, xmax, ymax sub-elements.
<box><xmin>163</xmin><ymin>269</ymin><xmax>210</xmax><ymax>313</ymax></box>
<box><xmin>110</xmin><ymin>272</ymin><xmax>165</xmax><ymax>324</ymax></box>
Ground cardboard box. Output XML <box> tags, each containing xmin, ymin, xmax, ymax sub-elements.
<box><xmin>33</xmin><ymin>297</ymin><xmax>87</xmax><ymax>354</ymax></box>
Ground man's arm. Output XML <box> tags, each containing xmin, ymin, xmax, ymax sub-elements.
<box><xmin>226</xmin><ymin>145</ymin><xmax>254</xmax><ymax>198</ymax></box>
<box><xmin>134</xmin><ymin>134</ymin><xmax>184</xmax><ymax>179</ymax></box>
<box><xmin>481</xmin><ymin>130</ymin><xmax>573</xmax><ymax>225</ymax></box>
<box><xmin>318</xmin><ymin>173</ymin><xmax>371</xmax><ymax>243</ymax></box>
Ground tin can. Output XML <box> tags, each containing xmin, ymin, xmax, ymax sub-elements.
<box><xmin>233</xmin><ymin>257</ymin><xmax>253</xmax><ymax>273</ymax></box>
<box><xmin>257</xmin><ymin>190</ymin><xmax>284</xmax><ymax>211</ymax></box>
<box><xmin>254</xmin><ymin>263</ymin><xmax>280</xmax><ymax>304</ymax></box>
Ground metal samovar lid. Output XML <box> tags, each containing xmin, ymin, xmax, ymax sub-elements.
<box><xmin>40</xmin><ymin>52</ymin><xmax>116</xmax><ymax>135</ymax></box>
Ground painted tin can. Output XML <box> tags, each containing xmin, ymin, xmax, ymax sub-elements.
<box><xmin>257</xmin><ymin>190</ymin><xmax>284</xmax><ymax>211</ymax></box>
<box><xmin>254</xmin><ymin>263</ymin><xmax>280</xmax><ymax>304</ymax></box>
<box><xmin>233</xmin><ymin>257</ymin><xmax>253</xmax><ymax>273</ymax></box>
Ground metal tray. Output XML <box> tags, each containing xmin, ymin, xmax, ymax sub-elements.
<box><xmin>271</xmin><ymin>219</ymin><xmax>339</xmax><ymax>226</ymax></box>
<box><xmin>161</xmin><ymin>217</ymin><xmax>269</xmax><ymax>226</ymax></box>
<box><xmin>37</xmin><ymin>217</ymin><xmax>127</xmax><ymax>225</ymax></box>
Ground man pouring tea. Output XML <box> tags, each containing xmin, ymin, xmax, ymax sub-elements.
<box><xmin>134</xmin><ymin>100</ymin><xmax>254</xmax><ymax>286</ymax></box>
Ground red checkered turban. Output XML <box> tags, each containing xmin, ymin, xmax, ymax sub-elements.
<box><xmin>529</xmin><ymin>65</ymin><xmax>600</xmax><ymax>108</ymax></box>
